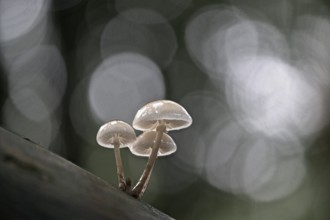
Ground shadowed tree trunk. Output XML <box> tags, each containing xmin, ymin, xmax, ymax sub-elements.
<box><xmin>0</xmin><ymin>127</ymin><xmax>174</xmax><ymax>220</ymax></box>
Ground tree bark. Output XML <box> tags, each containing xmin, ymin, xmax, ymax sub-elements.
<box><xmin>0</xmin><ymin>127</ymin><xmax>174</xmax><ymax>220</ymax></box>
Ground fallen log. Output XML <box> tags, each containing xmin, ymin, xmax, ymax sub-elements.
<box><xmin>0</xmin><ymin>127</ymin><xmax>174</xmax><ymax>220</ymax></box>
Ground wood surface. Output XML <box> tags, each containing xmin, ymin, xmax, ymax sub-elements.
<box><xmin>0</xmin><ymin>127</ymin><xmax>174</xmax><ymax>220</ymax></box>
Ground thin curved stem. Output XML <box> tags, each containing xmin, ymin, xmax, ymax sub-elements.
<box><xmin>131</xmin><ymin>124</ymin><xmax>166</xmax><ymax>198</ymax></box>
<box><xmin>114</xmin><ymin>142</ymin><xmax>126</xmax><ymax>191</ymax></box>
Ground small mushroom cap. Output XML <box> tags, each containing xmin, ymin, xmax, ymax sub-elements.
<box><xmin>96</xmin><ymin>120</ymin><xmax>136</xmax><ymax>148</ymax></box>
<box><xmin>132</xmin><ymin>100</ymin><xmax>192</xmax><ymax>131</ymax></box>
<box><xmin>130</xmin><ymin>131</ymin><xmax>177</xmax><ymax>157</ymax></box>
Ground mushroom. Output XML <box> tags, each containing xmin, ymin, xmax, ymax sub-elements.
<box><xmin>131</xmin><ymin>100</ymin><xmax>192</xmax><ymax>198</ymax></box>
<box><xmin>130</xmin><ymin>131</ymin><xmax>177</xmax><ymax>157</ymax></box>
<box><xmin>96</xmin><ymin>120</ymin><xmax>136</xmax><ymax>191</ymax></box>
<box><xmin>129</xmin><ymin>130</ymin><xmax>177</xmax><ymax>197</ymax></box>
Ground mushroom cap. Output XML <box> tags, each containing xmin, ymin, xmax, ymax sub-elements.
<box><xmin>96</xmin><ymin>120</ymin><xmax>136</xmax><ymax>148</ymax></box>
<box><xmin>132</xmin><ymin>100</ymin><xmax>192</xmax><ymax>131</ymax></box>
<box><xmin>130</xmin><ymin>131</ymin><xmax>177</xmax><ymax>157</ymax></box>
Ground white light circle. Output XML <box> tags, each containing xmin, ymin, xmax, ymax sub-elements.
<box><xmin>100</xmin><ymin>9</ymin><xmax>177</xmax><ymax>68</ymax></box>
<box><xmin>0</xmin><ymin>0</ymin><xmax>48</xmax><ymax>42</ymax></box>
<box><xmin>88</xmin><ymin>52</ymin><xmax>165</xmax><ymax>123</ymax></box>
<box><xmin>115</xmin><ymin>0</ymin><xmax>192</xmax><ymax>21</ymax></box>
<box><xmin>8</xmin><ymin>45</ymin><xmax>67</xmax><ymax>121</ymax></box>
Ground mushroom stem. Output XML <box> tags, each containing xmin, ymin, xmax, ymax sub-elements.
<box><xmin>113</xmin><ymin>141</ymin><xmax>126</xmax><ymax>191</ymax></box>
<box><xmin>131</xmin><ymin>124</ymin><xmax>166</xmax><ymax>198</ymax></box>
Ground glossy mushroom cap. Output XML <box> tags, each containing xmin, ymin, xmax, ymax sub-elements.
<box><xmin>130</xmin><ymin>131</ymin><xmax>177</xmax><ymax>157</ymax></box>
<box><xmin>96</xmin><ymin>120</ymin><xmax>136</xmax><ymax>148</ymax></box>
<box><xmin>132</xmin><ymin>100</ymin><xmax>192</xmax><ymax>131</ymax></box>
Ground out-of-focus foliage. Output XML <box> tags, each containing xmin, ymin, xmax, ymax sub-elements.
<box><xmin>1</xmin><ymin>0</ymin><xmax>330</xmax><ymax>219</ymax></box>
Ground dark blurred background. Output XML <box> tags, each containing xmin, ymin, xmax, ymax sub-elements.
<box><xmin>1</xmin><ymin>0</ymin><xmax>330</xmax><ymax>219</ymax></box>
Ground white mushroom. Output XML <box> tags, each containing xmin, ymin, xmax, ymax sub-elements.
<box><xmin>133</xmin><ymin>100</ymin><xmax>192</xmax><ymax>131</ymax></box>
<box><xmin>96</xmin><ymin>120</ymin><xmax>136</xmax><ymax>191</ymax></box>
<box><xmin>130</xmin><ymin>131</ymin><xmax>177</xmax><ymax>157</ymax></box>
<box><xmin>129</xmin><ymin>130</ymin><xmax>177</xmax><ymax>197</ymax></box>
<box><xmin>131</xmin><ymin>100</ymin><xmax>192</xmax><ymax>198</ymax></box>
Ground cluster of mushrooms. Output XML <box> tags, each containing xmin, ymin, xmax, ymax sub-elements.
<box><xmin>96</xmin><ymin>100</ymin><xmax>192</xmax><ymax>199</ymax></box>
